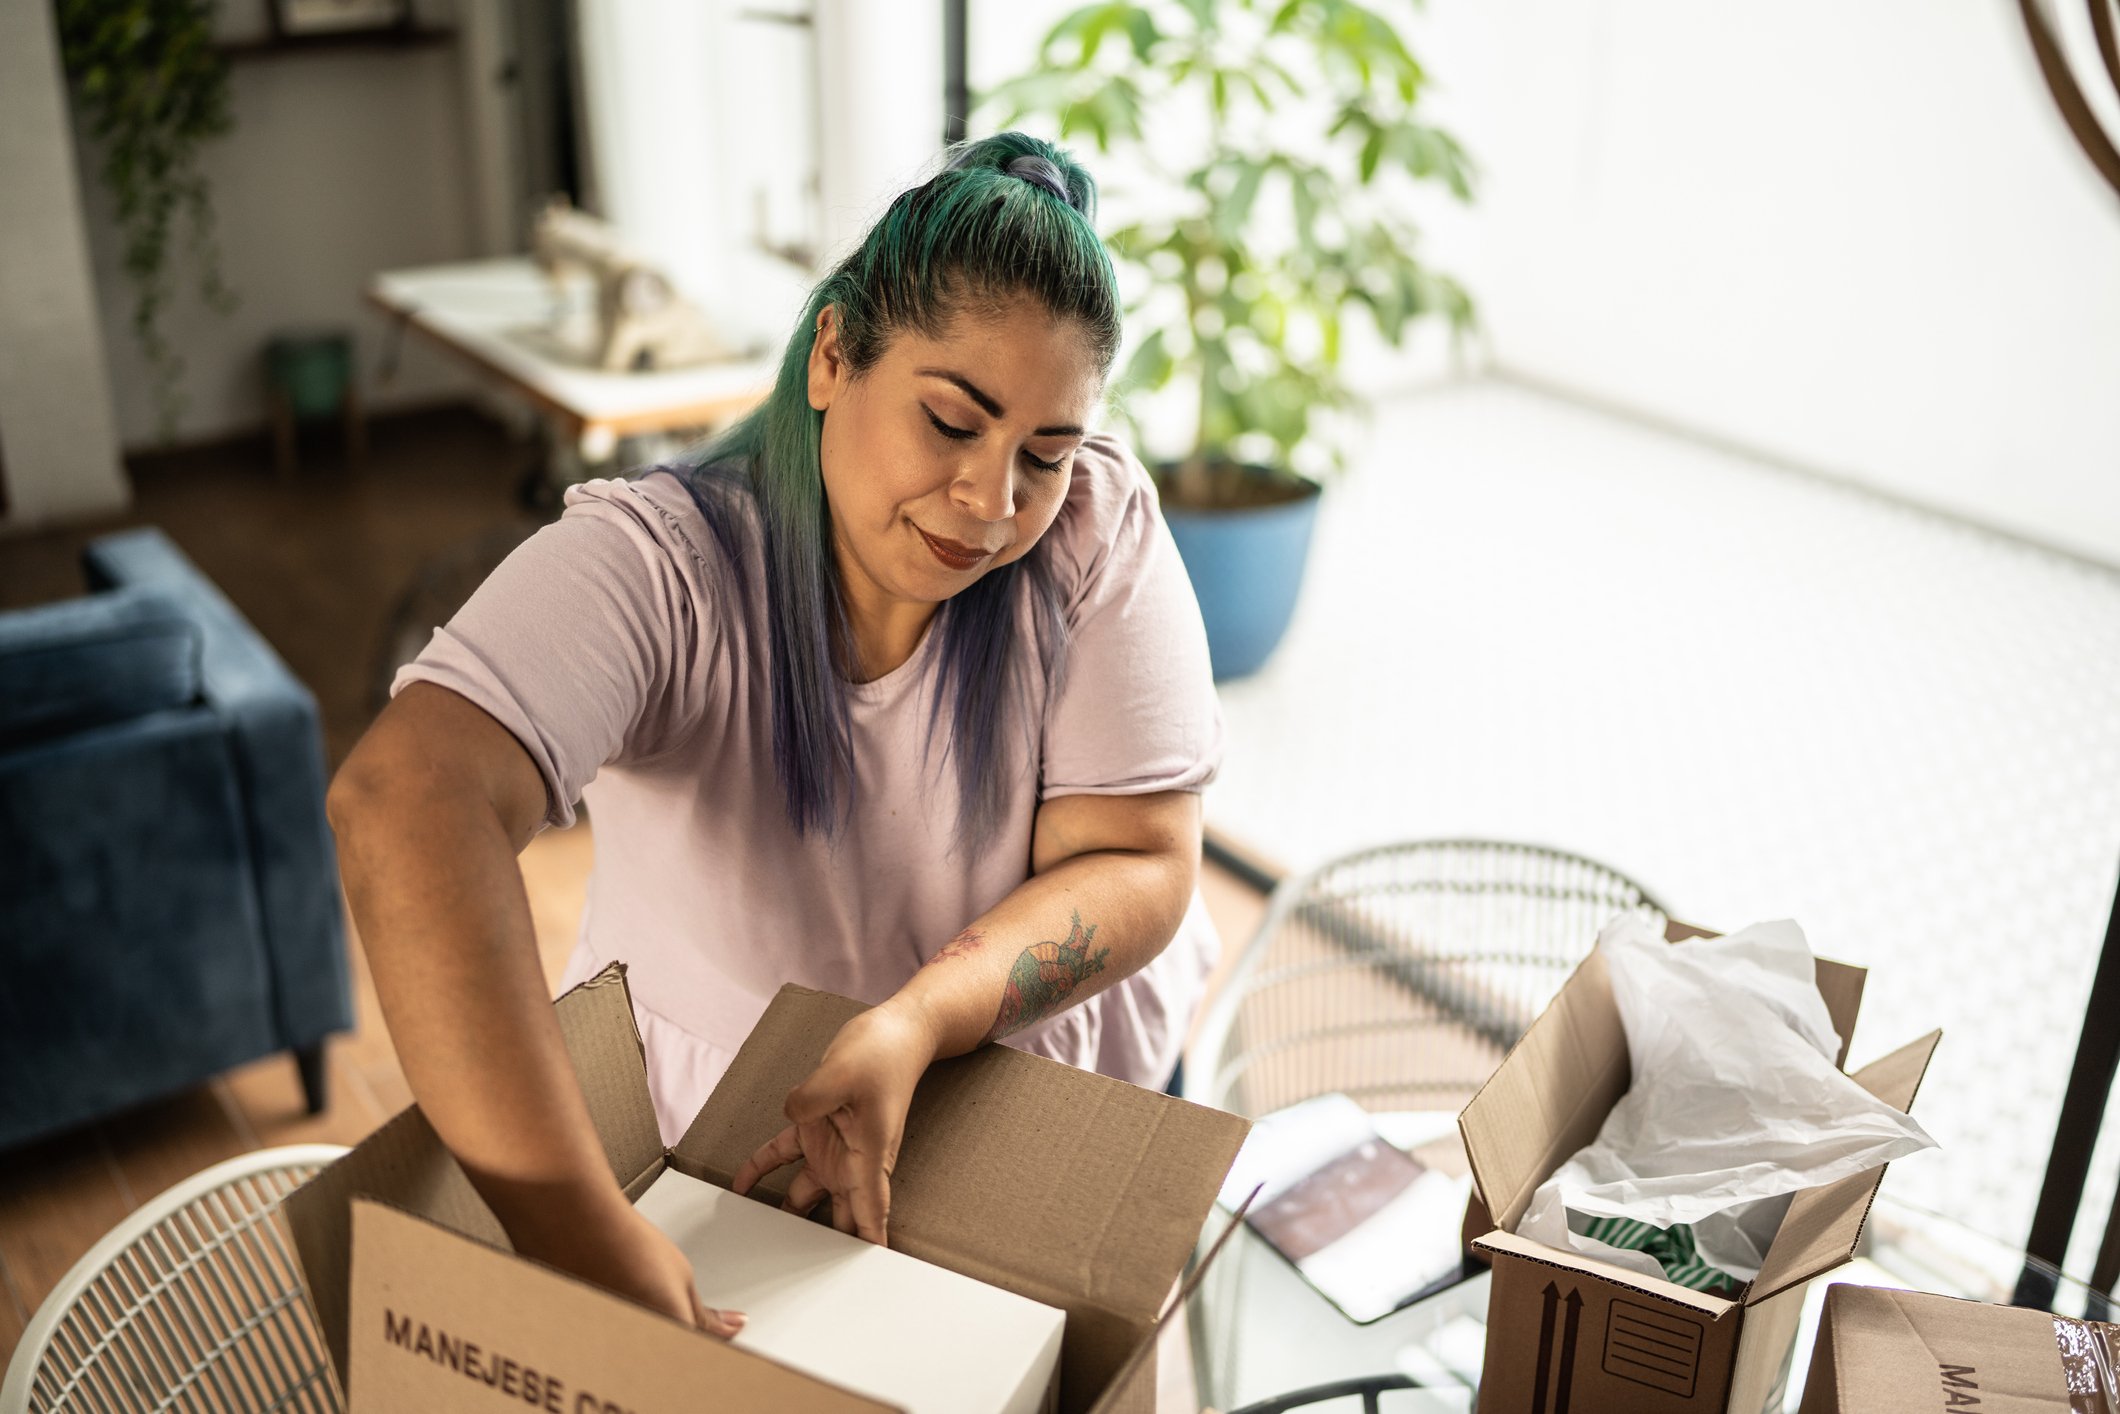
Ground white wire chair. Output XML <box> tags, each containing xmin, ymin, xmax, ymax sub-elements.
<box><xmin>1187</xmin><ymin>838</ymin><xmax>1667</xmax><ymax>1120</ymax></box>
<box><xmin>2</xmin><ymin>1145</ymin><xmax>348</xmax><ymax>1414</ymax></box>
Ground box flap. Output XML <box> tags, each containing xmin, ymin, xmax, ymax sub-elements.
<box><xmin>348</xmin><ymin>1198</ymin><xmax>896</xmax><ymax>1412</ymax></box>
<box><xmin>1801</xmin><ymin>1284</ymin><xmax>2083</xmax><ymax>1412</ymax></box>
<box><xmin>287</xmin><ymin>962</ymin><xmax>667</xmax><ymax>1382</ymax></box>
<box><xmin>551</xmin><ymin>962</ymin><xmax>666</xmax><ymax>1185</ymax></box>
<box><xmin>1458</xmin><ymin>950</ymin><xmax>1630</xmax><ymax>1234</ymax></box>
<box><xmin>1745</xmin><ymin>1028</ymin><xmax>1943</xmax><ymax>1304</ymax></box>
<box><xmin>1459</xmin><ymin>939</ymin><xmax>1871</xmax><ymax>1238</ymax></box>
<box><xmin>1812</xmin><ymin>959</ymin><xmax>1865</xmax><ymax>1071</ymax></box>
<box><xmin>675</xmin><ymin>985</ymin><xmax>1250</xmax><ymax>1413</ymax></box>
<box><xmin>1471</xmin><ymin>1227</ymin><xmax>1737</xmax><ymax>1319</ymax></box>
<box><xmin>1083</xmin><ymin>1191</ymin><xmax>1257</xmax><ymax>1414</ymax></box>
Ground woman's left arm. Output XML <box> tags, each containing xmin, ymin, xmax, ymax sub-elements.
<box><xmin>732</xmin><ymin>789</ymin><xmax>1202</xmax><ymax>1241</ymax></box>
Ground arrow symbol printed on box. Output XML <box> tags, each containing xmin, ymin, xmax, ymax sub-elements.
<box><xmin>1532</xmin><ymin>1283</ymin><xmax>1585</xmax><ymax>1414</ymax></box>
<box><xmin>1534</xmin><ymin>1283</ymin><xmax>1558</xmax><ymax>1413</ymax></box>
<box><xmin>1555</xmin><ymin>1288</ymin><xmax>1583</xmax><ymax>1414</ymax></box>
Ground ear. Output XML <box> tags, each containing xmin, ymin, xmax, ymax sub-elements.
<box><xmin>806</xmin><ymin>303</ymin><xmax>845</xmax><ymax>412</ymax></box>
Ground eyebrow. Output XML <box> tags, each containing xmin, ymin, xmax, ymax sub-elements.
<box><xmin>917</xmin><ymin>368</ymin><xmax>1084</xmax><ymax>438</ymax></box>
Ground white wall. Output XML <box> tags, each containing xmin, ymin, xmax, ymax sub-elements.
<box><xmin>0</xmin><ymin>0</ymin><xmax>130</xmax><ymax>529</ymax></box>
<box><xmin>573</xmin><ymin>0</ymin><xmax>942</xmax><ymax>360</ymax></box>
<box><xmin>1448</xmin><ymin>0</ymin><xmax>2120</xmax><ymax>565</ymax></box>
<box><xmin>973</xmin><ymin>0</ymin><xmax>2120</xmax><ymax>563</ymax></box>
<box><xmin>73</xmin><ymin>0</ymin><xmax>496</xmax><ymax>452</ymax></box>
<box><xmin>814</xmin><ymin>0</ymin><xmax>944</xmax><ymax>261</ymax></box>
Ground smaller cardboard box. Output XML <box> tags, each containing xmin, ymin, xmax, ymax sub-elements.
<box><xmin>285</xmin><ymin>966</ymin><xmax>1249</xmax><ymax>1414</ymax></box>
<box><xmin>1798</xmin><ymin>1284</ymin><xmax>2120</xmax><ymax>1413</ymax></box>
<box><xmin>1457</xmin><ymin>943</ymin><xmax>1942</xmax><ymax>1414</ymax></box>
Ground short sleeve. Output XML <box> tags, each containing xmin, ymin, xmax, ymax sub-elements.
<box><xmin>390</xmin><ymin>474</ymin><xmax>717</xmax><ymax>830</ymax></box>
<box><xmin>1038</xmin><ymin>435</ymin><xmax>1224</xmax><ymax>798</ymax></box>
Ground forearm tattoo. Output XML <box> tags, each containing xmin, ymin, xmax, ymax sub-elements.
<box><xmin>988</xmin><ymin>911</ymin><xmax>1111</xmax><ymax>1041</ymax></box>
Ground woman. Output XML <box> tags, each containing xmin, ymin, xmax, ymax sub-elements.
<box><xmin>328</xmin><ymin>132</ymin><xmax>1222</xmax><ymax>1337</ymax></box>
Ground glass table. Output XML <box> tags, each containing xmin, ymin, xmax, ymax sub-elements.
<box><xmin>1188</xmin><ymin>1187</ymin><xmax>2112</xmax><ymax>1414</ymax></box>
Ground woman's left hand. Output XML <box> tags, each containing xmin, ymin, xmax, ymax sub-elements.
<box><xmin>730</xmin><ymin>1000</ymin><xmax>939</xmax><ymax>1245</ymax></box>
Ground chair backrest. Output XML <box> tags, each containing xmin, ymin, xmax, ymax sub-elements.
<box><xmin>1187</xmin><ymin>839</ymin><xmax>1665</xmax><ymax>1121</ymax></box>
<box><xmin>1</xmin><ymin>1145</ymin><xmax>349</xmax><ymax>1414</ymax></box>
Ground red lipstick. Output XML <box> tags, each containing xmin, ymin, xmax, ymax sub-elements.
<box><xmin>914</xmin><ymin>524</ymin><xmax>994</xmax><ymax>571</ymax></box>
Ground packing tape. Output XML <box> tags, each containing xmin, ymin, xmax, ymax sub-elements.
<box><xmin>2055</xmin><ymin>1314</ymin><xmax>2120</xmax><ymax>1414</ymax></box>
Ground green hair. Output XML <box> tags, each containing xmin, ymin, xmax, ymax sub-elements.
<box><xmin>678</xmin><ymin>132</ymin><xmax>1122</xmax><ymax>842</ymax></box>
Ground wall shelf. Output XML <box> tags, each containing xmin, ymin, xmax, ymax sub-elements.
<box><xmin>215</xmin><ymin>26</ymin><xmax>456</xmax><ymax>62</ymax></box>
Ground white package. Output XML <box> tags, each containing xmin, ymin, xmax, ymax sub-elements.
<box><xmin>634</xmin><ymin>1168</ymin><xmax>1065</xmax><ymax>1414</ymax></box>
<box><xmin>1516</xmin><ymin>915</ymin><xmax>1936</xmax><ymax>1284</ymax></box>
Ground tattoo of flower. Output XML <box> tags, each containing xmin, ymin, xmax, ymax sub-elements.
<box><xmin>932</xmin><ymin>927</ymin><xmax>986</xmax><ymax>963</ymax></box>
<box><xmin>988</xmin><ymin>911</ymin><xmax>1110</xmax><ymax>1040</ymax></box>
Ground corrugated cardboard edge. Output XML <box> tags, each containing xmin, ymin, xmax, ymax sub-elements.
<box><xmin>1743</xmin><ymin>1027</ymin><xmax>1943</xmax><ymax>1303</ymax></box>
<box><xmin>349</xmin><ymin>1197</ymin><xmax>900</xmax><ymax>1413</ymax></box>
<box><xmin>287</xmin><ymin>961</ymin><xmax>664</xmax><ymax>1386</ymax></box>
<box><xmin>1470</xmin><ymin>1227</ymin><xmax>1738</xmax><ymax>1320</ymax></box>
<box><xmin>1725</xmin><ymin>1277</ymin><xmax>1810</xmax><ymax>1412</ymax></box>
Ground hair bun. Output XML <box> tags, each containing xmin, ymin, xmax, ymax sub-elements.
<box><xmin>1004</xmin><ymin>153</ymin><xmax>1074</xmax><ymax>206</ymax></box>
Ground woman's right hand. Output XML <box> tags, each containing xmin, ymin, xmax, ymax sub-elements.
<box><xmin>504</xmin><ymin>1193</ymin><xmax>746</xmax><ymax>1339</ymax></box>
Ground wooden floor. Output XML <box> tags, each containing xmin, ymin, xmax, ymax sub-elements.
<box><xmin>0</xmin><ymin>412</ymin><xmax>1270</xmax><ymax>1384</ymax></box>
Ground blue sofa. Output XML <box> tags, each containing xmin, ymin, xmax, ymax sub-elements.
<box><xmin>0</xmin><ymin>528</ymin><xmax>353</xmax><ymax>1151</ymax></box>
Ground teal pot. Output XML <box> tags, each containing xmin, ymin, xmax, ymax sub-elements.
<box><xmin>1157</xmin><ymin>463</ymin><xmax>1323</xmax><ymax>681</ymax></box>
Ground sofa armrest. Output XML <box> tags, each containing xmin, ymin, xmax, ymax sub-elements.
<box><xmin>82</xmin><ymin>529</ymin><xmax>354</xmax><ymax>1048</ymax></box>
<box><xmin>0</xmin><ymin>585</ymin><xmax>202</xmax><ymax>750</ymax></box>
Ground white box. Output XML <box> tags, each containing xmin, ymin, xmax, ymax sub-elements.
<box><xmin>634</xmin><ymin>1168</ymin><xmax>1066</xmax><ymax>1414</ymax></box>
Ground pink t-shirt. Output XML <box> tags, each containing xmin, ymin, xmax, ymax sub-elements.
<box><xmin>393</xmin><ymin>432</ymin><xmax>1225</xmax><ymax>1143</ymax></box>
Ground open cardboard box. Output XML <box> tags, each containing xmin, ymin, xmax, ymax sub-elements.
<box><xmin>1457</xmin><ymin>938</ymin><xmax>1943</xmax><ymax>1414</ymax></box>
<box><xmin>1798</xmin><ymin>1283</ymin><xmax>2119</xmax><ymax>1412</ymax></box>
<box><xmin>284</xmin><ymin>965</ymin><xmax>1250</xmax><ymax>1413</ymax></box>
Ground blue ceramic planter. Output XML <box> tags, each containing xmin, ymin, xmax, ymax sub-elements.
<box><xmin>1162</xmin><ymin>479</ymin><xmax>1322</xmax><ymax>681</ymax></box>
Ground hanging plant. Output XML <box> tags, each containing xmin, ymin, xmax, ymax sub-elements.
<box><xmin>55</xmin><ymin>0</ymin><xmax>240</xmax><ymax>442</ymax></box>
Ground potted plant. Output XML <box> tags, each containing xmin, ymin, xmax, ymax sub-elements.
<box><xmin>985</xmin><ymin>0</ymin><xmax>1476</xmax><ymax>678</ymax></box>
<box><xmin>55</xmin><ymin>0</ymin><xmax>240</xmax><ymax>443</ymax></box>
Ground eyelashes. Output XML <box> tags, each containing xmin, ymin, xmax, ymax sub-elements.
<box><xmin>922</xmin><ymin>405</ymin><xmax>976</xmax><ymax>441</ymax></box>
<box><xmin>922</xmin><ymin>405</ymin><xmax>1065</xmax><ymax>474</ymax></box>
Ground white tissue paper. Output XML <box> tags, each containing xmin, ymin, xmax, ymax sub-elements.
<box><xmin>1515</xmin><ymin>915</ymin><xmax>1936</xmax><ymax>1286</ymax></box>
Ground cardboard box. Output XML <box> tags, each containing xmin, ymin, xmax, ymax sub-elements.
<box><xmin>1798</xmin><ymin>1284</ymin><xmax>2119</xmax><ymax>1412</ymax></box>
<box><xmin>285</xmin><ymin>965</ymin><xmax>1249</xmax><ymax>1413</ymax></box>
<box><xmin>1457</xmin><ymin>944</ymin><xmax>1942</xmax><ymax>1414</ymax></box>
<box><xmin>632</xmin><ymin>1168</ymin><xmax>1065</xmax><ymax>1414</ymax></box>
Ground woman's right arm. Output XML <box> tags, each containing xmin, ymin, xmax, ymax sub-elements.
<box><xmin>327</xmin><ymin>680</ymin><xmax>741</xmax><ymax>1336</ymax></box>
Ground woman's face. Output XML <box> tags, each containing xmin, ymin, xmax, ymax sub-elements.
<box><xmin>807</xmin><ymin>293</ymin><xmax>1104</xmax><ymax>610</ymax></box>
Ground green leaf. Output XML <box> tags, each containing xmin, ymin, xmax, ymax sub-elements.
<box><xmin>1038</xmin><ymin>3</ymin><xmax>1106</xmax><ymax>65</ymax></box>
<box><xmin>1178</xmin><ymin>0</ymin><xmax>1220</xmax><ymax>32</ymax></box>
<box><xmin>1358</xmin><ymin>127</ymin><xmax>1383</xmax><ymax>182</ymax></box>
<box><xmin>1124</xmin><ymin>7</ymin><xmax>1161</xmax><ymax>61</ymax></box>
<box><xmin>1119</xmin><ymin>328</ymin><xmax>1175</xmax><ymax>392</ymax></box>
<box><xmin>1290</xmin><ymin>172</ymin><xmax>1321</xmax><ymax>257</ymax></box>
<box><xmin>1212</xmin><ymin>160</ymin><xmax>1266</xmax><ymax>243</ymax></box>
